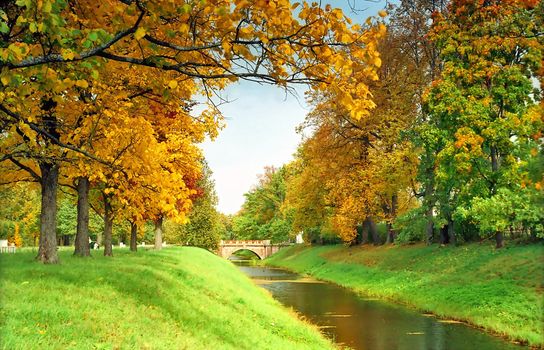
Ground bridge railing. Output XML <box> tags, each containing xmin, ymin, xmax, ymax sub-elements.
<box><xmin>220</xmin><ymin>240</ymin><xmax>271</xmax><ymax>246</ymax></box>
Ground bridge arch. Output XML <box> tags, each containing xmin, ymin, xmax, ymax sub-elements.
<box><xmin>227</xmin><ymin>248</ymin><xmax>263</xmax><ymax>260</ymax></box>
<box><xmin>218</xmin><ymin>240</ymin><xmax>287</xmax><ymax>260</ymax></box>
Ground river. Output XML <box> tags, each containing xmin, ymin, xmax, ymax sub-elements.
<box><xmin>233</xmin><ymin>261</ymin><xmax>522</xmax><ymax>350</ymax></box>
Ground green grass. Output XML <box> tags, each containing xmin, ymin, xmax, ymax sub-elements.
<box><xmin>265</xmin><ymin>243</ymin><xmax>544</xmax><ymax>347</ymax></box>
<box><xmin>0</xmin><ymin>247</ymin><xmax>335</xmax><ymax>350</ymax></box>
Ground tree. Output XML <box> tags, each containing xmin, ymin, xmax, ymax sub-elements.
<box><xmin>0</xmin><ymin>182</ymin><xmax>40</xmax><ymax>246</ymax></box>
<box><xmin>217</xmin><ymin>213</ymin><xmax>234</xmax><ymax>240</ymax></box>
<box><xmin>233</xmin><ymin>165</ymin><xmax>294</xmax><ymax>243</ymax></box>
<box><xmin>389</xmin><ymin>0</ymin><xmax>449</xmax><ymax>244</ymax></box>
<box><xmin>288</xmin><ymin>20</ymin><xmax>423</xmax><ymax>245</ymax></box>
<box><xmin>164</xmin><ymin>162</ymin><xmax>222</xmax><ymax>250</ymax></box>
<box><xmin>425</xmin><ymin>0</ymin><xmax>543</xmax><ymax>247</ymax></box>
<box><xmin>1</xmin><ymin>0</ymin><xmax>385</xmax><ymax>263</ymax></box>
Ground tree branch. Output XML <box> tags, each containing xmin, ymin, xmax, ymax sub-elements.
<box><xmin>5</xmin><ymin>5</ymin><xmax>146</xmax><ymax>69</ymax></box>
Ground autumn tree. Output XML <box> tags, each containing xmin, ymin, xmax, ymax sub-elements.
<box><xmin>164</xmin><ymin>162</ymin><xmax>222</xmax><ymax>250</ymax></box>
<box><xmin>0</xmin><ymin>181</ymin><xmax>40</xmax><ymax>246</ymax></box>
<box><xmin>288</xmin><ymin>16</ymin><xmax>422</xmax><ymax>245</ymax></box>
<box><xmin>284</xmin><ymin>151</ymin><xmax>335</xmax><ymax>244</ymax></box>
<box><xmin>1</xmin><ymin>0</ymin><xmax>385</xmax><ymax>263</ymax></box>
<box><xmin>388</xmin><ymin>0</ymin><xmax>449</xmax><ymax>244</ymax></box>
<box><xmin>424</xmin><ymin>0</ymin><xmax>543</xmax><ymax>247</ymax></box>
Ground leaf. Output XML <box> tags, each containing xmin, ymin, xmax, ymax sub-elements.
<box><xmin>134</xmin><ymin>27</ymin><xmax>146</xmax><ymax>40</ymax></box>
<box><xmin>28</xmin><ymin>22</ymin><xmax>37</xmax><ymax>33</ymax></box>
<box><xmin>168</xmin><ymin>80</ymin><xmax>178</xmax><ymax>89</ymax></box>
<box><xmin>42</xmin><ymin>1</ymin><xmax>52</xmax><ymax>13</ymax></box>
<box><xmin>75</xmin><ymin>80</ymin><xmax>89</xmax><ymax>88</ymax></box>
<box><xmin>61</xmin><ymin>49</ymin><xmax>75</xmax><ymax>60</ymax></box>
<box><xmin>88</xmin><ymin>31</ymin><xmax>99</xmax><ymax>42</ymax></box>
<box><xmin>0</xmin><ymin>21</ymin><xmax>9</xmax><ymax>34</ymax></box>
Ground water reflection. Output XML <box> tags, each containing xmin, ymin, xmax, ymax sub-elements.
<box><xmin>234</xmin><ymin>261</ymin><xmax>522</xmax><ymax>350</ymax></box>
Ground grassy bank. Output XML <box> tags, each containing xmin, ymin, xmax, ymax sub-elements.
<box><xmin>265</xmin><ymin>243</ymin><xmax>544</xmax><ymax>347</ymax></box>
<box><xmin>0</xmin><ymin>247</ymin><xmax>334</xmax><ymax>350</ymax></box>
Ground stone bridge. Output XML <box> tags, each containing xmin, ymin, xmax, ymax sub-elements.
<box><xmin>218</xmin><ymin>240</ymin><xmax>288</xmax><ymax>260</ymax></box>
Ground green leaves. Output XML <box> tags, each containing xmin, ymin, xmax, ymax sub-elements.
<box><xmin>422</xmin><ymin>0</ymin><xmax>544</xmax><ymax>238</ymax></box>
<box><xmin>233</xmin><ymin>166</ymin><xmax>294</xmax><ymax>243</ymax></box>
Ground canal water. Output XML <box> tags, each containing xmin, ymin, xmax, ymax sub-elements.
<box><xmin>233</xmin><ymin>261</ymin><xmax>522</xmax><ymax>350</ymax></box>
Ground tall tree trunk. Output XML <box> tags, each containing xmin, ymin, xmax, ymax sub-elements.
<box><xmin>368</xmin><ymin>216</ymin><xmax>381</xmax><ymax>245</ymax></box>
<box><xmin>490</xmin><ymin>145</ymin><xmax>499</xmax><ymax>173</ymax></box>
<box><xmin>74</xmin><ymin>177</ymin><xmax>90</xmax><ymax>257</ymax></box>
<box><xmin>490</xmin><ymin>145</ymin><xmax>503</xmax><ymax>248</ymax></box>
<box><xmin>103</xmin><ymin>195</ymin><xmax>113</xmax><ymax>256</ymax></box>
<box><xmin>351</xmin><ymin>224</ymin><xmax>361</xmax><ymax>246</ymax></box>
<box><xmin>424</xmin><ymin>167</ymin><xmax>435</xmax><ymax>245</ymax></box>
<box><xmin>154</xmin><ymin>216</ymin><xmax>163</xmax><ymax>250</ymax></box>
<box><xmin>495</xmin><ymin>231</ymin><xmax>504</xmax><ymax>248</ymax></box>
<box><xmin>385</xmin><ymin>223</ymin><xmax>393</xmax><ymax>244</ymax></box>
<box><xmin>447</xmin><ymin>216</ymin><xmax>456</xmax><ymax>246</ymax></box>
<box><xmin>96</xmin><ymin>231</ymin><xmax>102</xmax><ymax>246</ymax></box>
<box><xmin>440</xmin><ymin>224</ymin><xmax>449</xmax><ymax>244</ymax></box>
<box><xmin>425</xmin><ymin>211</ymin><xmax>434</xmax><ymax>245</ymax></box>
<box><xmin>490</xmin><ymin>145</ymin><xmax>499</xmax><ymax>195</ymax></box>
<box><xmin>385</xmin><ymin>194</ymin><xmax>398</xmax><ymax>244</ymax></box>
<box><xmin>37</xmin><ymin>161</ymin><xmax>59</xmax><ymax>264</ymax></box>
<box><xmin>130</xmin><ymin>221</ymin><xmax>138</xmax><ymax>252</ymax></box>
<box><xmin>361</xmin><ymin>218</ymin><xmax>369</xmax><ymax>245</ymax></box>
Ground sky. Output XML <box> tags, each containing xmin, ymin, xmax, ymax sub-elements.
<box><xmin>201</xmin><ymin>1</ymin><xmax>389</xmax><ymax>215</ymax></box>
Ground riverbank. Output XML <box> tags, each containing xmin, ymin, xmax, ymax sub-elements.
<box><xmin>264</xmin><ymin>243</ymin><xmax>544</xmax><ymax>347</ymax></box>
<box><xmin>0</xmin><ymin>247</ymin><xmax>334</xmax><ymax>349</ymax></box>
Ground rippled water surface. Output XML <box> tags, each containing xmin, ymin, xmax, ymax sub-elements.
<box><xmin>234</xmin><ymin>261</ymin><xmax>522</xmax><ymax>350</ymax></box>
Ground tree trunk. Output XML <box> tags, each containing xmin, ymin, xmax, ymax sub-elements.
<box><xmin>368</xmin><ymin>216</ymin><xmax>381</xmax><ymax>245</ymax></box>
<box><xmin>154</xmin><ymin>216</ymin><xmax>163</xmax><ymax>250</ymax></box>
<box><xmin>361</xmin><ymin>218</ymin><xmax>369</xmax><ymax>245</ymax></box>
<box><xmin>440</xmin><ymin>225</ymin><xmax>449</xmax><ymax>244</ymax></box>
<box><xmin>424</xmin><ymin>177</ymin><xmax>435</xmax><ymax>245</ymax></box>
<box><xmin>447</xmin><ymin>216</ymin><xmax>456</xmax><ymax>246</ymax></box>
<box><xmin>74</xmin><ymin>177</ymin><xmax>90</xmax><ymax>257</ymax></box>
<box><xmin>130</xmin><ymin>221</ymin><xmax>138</xmax><ymax>252</ymax></box>
<box><xmin>425</xmin><ymin>209</ymin><xmax>434</xmax><ymax>245</ymax></box>
<box><xmin>490</xmin><ymin>145</ymin><xmax>499</xmax><ymax>195</ymax></box>
<box><xmin>386</xmin><ymin>223</ymin><xmax>394</xmax><ymax>244</ymax></box>
<box><xmin>37</xmin><ymin>161</ymin><xmax>59</xmax><ymax>264</ymax></box>
<box><xmin>490</xmin><ymin>145</ymin><xmax>499</xmax><ymax>172</ymax></box>
<box><xmin>103</xmin><ymin>195</ymin><xmax>113</xmax><ymax>256</ymax></box>
<box><xmin>385</xmin><ymin>194</ymin><xmax>398</xmax><ymax>244</ymax></box>
<box><xmin>96</xmin><ymin>230</ymin><xmax>102</xmax><ymax>246</ymax></box>
<box><xmin>495</xmin><ymin>231</ymin><xmax>504</xmax><ymax>248</ymax></box>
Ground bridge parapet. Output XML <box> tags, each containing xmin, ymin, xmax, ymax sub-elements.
<box><xmin>218</xmin><ymin>240</ymin><xmax>287</xmax><ymax>259</ymax></box>
<box><xmin>220</xmin><ymin>240</ymin><xmax>271</xmax><ymax>246</ymax></box>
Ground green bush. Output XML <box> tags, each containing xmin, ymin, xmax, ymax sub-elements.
<box><xmin>393</xmin><ymin>208</ymin><xmax>427</xmax><ymax>243</ymax></box>
<box><xmin>456</xmin><ymin>187</ymin><xmax>544</xmax><ymax>239</ymax></box>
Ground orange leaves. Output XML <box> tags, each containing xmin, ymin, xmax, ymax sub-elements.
<box><xmin>1</xmin><ymin>0</ymin><xmax>391</xmax><ymax>236</ymax></box>
<box><xmin>453</xmin><ymin>128</ymin><xmax>484</xmax><ymax>153</ymax></box>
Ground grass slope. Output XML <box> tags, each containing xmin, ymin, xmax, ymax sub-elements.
<box><xmin>265</xmin><ymin>243</ymin><xmax>544</xmax><ymax>347</ymax></box>
<box><xmin>0</xmin><ymin>247</ymin><xmax>334</xmax><ymax>350</ymax></box>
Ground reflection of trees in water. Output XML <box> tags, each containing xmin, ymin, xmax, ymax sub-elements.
<box><xmin>246</xmin><ymin>266</ymin><xmax>519</xmax><ymax>350</ymax></box>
